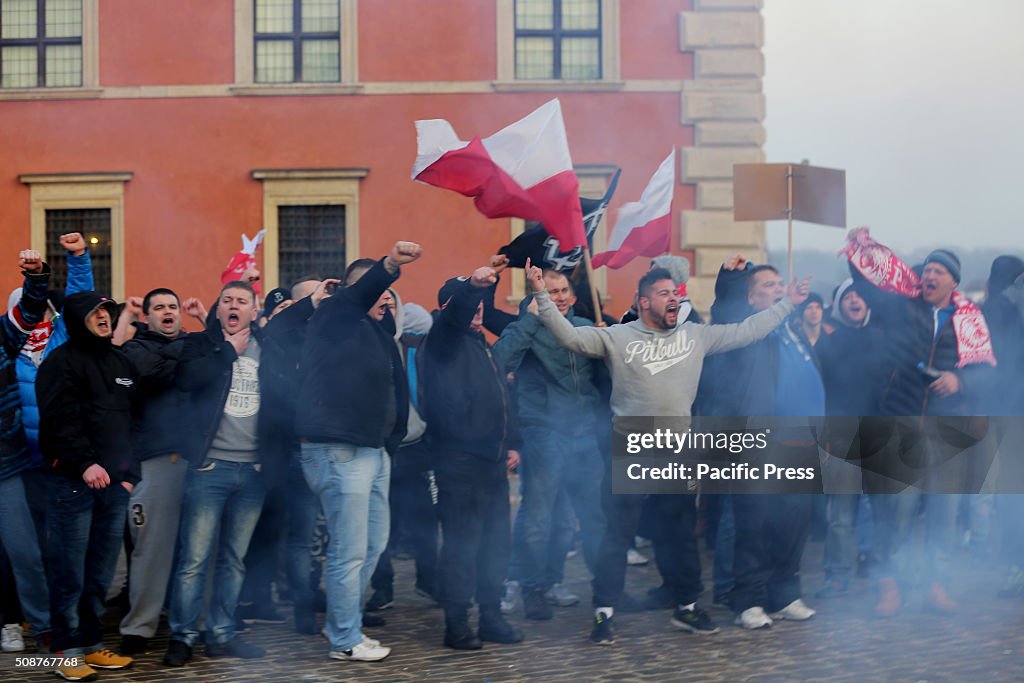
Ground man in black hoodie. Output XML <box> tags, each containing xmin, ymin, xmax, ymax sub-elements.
<box><xmin>422</xmin><ymin>266</ymin><xmax>524</xmax><ymax>651</ymax></box>
<box><xmin>116</xmin><ymin>288</ymin><xmax>187</xmax><ymax>655</ymax></box>
<box><xmin>37</xmin><ymin>290</ymin><xmax>138</xmax><ymax>678</ymax></box>
<box><xmin>294</xmin><ymin>242</ymin><xmax>421</xmax><ymax>665</ymax></box>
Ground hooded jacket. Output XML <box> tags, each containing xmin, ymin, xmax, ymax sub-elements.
<box><xmin>980</xmin><ymin>278</ymin><xmax>1024</xmax><ymax>416</ymax></box>
<box><xmin>13</xmin><ymin>249</ymin><xmax>93</xmax><ymax>467</ymax></box>
<box><xmin>390</xmin><ymin>291</ymin><xmax>428</xmax><ymax>446</ymax></box>
<box><xmin>0</xmin><ymin>265</ymin><xmax>51</xmax><ymax>482</ymax></box>
<box><xmin>815</xmin><ymin>280</ymin><xmax>890</xmax><ymax>417</ymax></box>
<box><xmin>36</xmin><ymin>291</ymin><xmax>140</xmax><ymax>485</ymax></box>
<box><xmin>421</xmin><ymin>278</ymin><xmax>521</xmax><ymax>460</ymax></box>
<box><xmin>492</xmin><ymin>294</ymin><xmax>603</xmax><ymax>434</ymax></box>
<box><xmin>122</xmin><ymin>324</ymin><xmax>184</xmax><ymax>462</ymax></box>
<box><xmin>295</xmin><ymin>258</ymin><xmax>408</xmax><ymax>455</ymax></box>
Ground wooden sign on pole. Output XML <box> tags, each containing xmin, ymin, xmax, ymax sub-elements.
<box><xmin>733</xmin><ymin>163</ymin><xmax>847</xmax><ymax>280</ymax></box>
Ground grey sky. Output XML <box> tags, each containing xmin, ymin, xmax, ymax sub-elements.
<box><xmin>762</xmin><ymin>0</ymin><xmax>1024</xmax><ymax>252</ymax></box>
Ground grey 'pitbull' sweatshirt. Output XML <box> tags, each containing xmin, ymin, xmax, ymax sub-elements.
<box><xmin>533</xmin><ymin>290</ymin><xmax>794</xmax><ymax>434</ymax></box>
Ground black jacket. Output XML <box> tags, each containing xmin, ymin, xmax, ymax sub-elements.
<box><xmin>421</xmin><ymin>278</ymin><xmax>520</xmax><ymax>460</ymax></box>
<box><xmin>980</xmin><ymin>287</ymin><xmax>1024</xmax><ymax>416</ymax></box>
<box><xmin>122</xmin><ymin>325</ymin><xmax>184</xmax><ymax>461</ymax></box>
<box><xmin>260</xmin><ymin>296</ymin><xmax>316</xmax><ymax>458</ymax></box>
<box><xmin>295</xmin><ymin>259</ymin><xmax>408</xmax><ymax>455</ymax></box>
<box><xmin>850</xmin><ymin>266</ymin><xmax>994</xmax><ymax>417</ymax></box>
<box><xmin>176</xmin><ymin>316</ymin><xmax>281</xmax><ymax>479</ymax></box>
<box><xmin>37</xmin><ymin>291</ymin><xmax>141</xmax><ymax>485</ymax></box>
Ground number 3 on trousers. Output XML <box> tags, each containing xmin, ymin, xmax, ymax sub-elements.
<box><xmin>132</xmin><ymin>503</ymin><xmax>146</xmax><ymax>527</ymax></box>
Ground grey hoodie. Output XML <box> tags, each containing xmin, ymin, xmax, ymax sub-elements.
<box><xmin>534</xmin><ymin>289</ymin><xmax>794</xmax><ymax>433</ymax></box>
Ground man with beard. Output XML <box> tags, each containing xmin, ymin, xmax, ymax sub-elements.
<box><xmin>116</xmin><ymin>289</ymin><xmax>187</xmax><ymax>655</ymax></box>
<box><xmin>527</xmin><ymin>259</ymin><xmax>808</xmax><ymax>644</ymax></box>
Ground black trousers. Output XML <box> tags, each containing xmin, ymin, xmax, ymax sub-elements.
<box><xmin>435</xmin><ymin>450</ymin><xmax>510</xmax><ymax>612</ymax></box>
<box><xmin>371</xmin><ymin>441</ymin><xmax>438</xmax><ymax>593</ymax></box>
<box><xmin>592</xmin><ymin>484</ymin><xmax>703</xmax><ymax>608</ymax></box>
<box><xmin>731</xmin><ymin>493</ymin><xmax>811</xmax><ymax>613</ymax></box>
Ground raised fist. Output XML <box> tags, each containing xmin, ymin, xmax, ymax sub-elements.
<box><xmin>183</xmin><ymin>297</ymin><xmax>208</xmax><ymax>321</ymax></box>
<box><xmin>388</xmin><ymin>241</ymin><xmax>423</xmax><ymax>266</ymax></box>
<box><xmin>59</xmin><ymin>232</ymin><xmax>88</xmax><ymax>256</ymax></box>
<box><xmin>787</xmin><ymin>276</ymin><xmax>812</xmax><ymax>306</ymax></box>
<box><xmin>470</xmin><ymin>266</ymin><xmax>498</xmax><ymax>288</ymax></box>
<box><xmin>490</xmin><ymin>254</ymin><xmax>510</xmax><ymax>273</ymax></box>
<box><xmin>723</xmin><ymin>254</ymin><xmax>748</xmax><ymax>272</ymax></box>
<box><xmin>524</xmin><ymin>257</ymin><xmax>544</xmax><ymax>293</ymax></box>
<box><xmin>125</xmin><ymin>296</ymin><xmax>144</xmax><ymax>319</ymax></box>
<box><xmin>18</xmin><ymin>250</ymin><xmax>43</xmax><ymax>274</ymax></box>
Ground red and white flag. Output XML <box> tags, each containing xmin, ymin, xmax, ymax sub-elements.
<box><xmin>412</xmin><ymin>99</ymin><xmax>586</xmax><ymax>248</ymax></box>
<box><xmin>591</xmin><ymin>150</ymin><xmax>674</xmax><ymax>269</ymax></box>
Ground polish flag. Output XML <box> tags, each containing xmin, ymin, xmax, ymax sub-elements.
<box><xmin>591</xmin><ymin>150</ymin><xmax>674</xmax><ymax>269</ymax></box>
<box><xmin>412</xmin><ymin>99</ymin><xmax>586</xmax><ymax>248</ymax></box>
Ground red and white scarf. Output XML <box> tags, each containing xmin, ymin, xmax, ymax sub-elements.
<box><xmin>840</xmin><ymin>228</ymin><xmax>996</xmax><ymax>368</ymax></box>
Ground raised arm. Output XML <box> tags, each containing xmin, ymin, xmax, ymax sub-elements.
<box><xmin>526</xmin><ymin>259</ymin><xmax>608</xmax><ymax>359</ymax></box>
<box><xmin>492</xmin><ymin>297</ymin><xmax>542</xmax><ymax>372</ymax></box>
<box><xmin>703</xmin><ymin>277</ymin><xmax>808</xmax><ymax>355</ymax></box>
<box><xmin>2</xmin><ymin>250</ymin><xmax>50</xmax><ymax>359</ymax></box>
<box><xmin>60</xmin><ymin>232</ymin><xmax>94</xmax><ymax>296</ymax></box>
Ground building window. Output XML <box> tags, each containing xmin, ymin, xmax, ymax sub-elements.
<box><xmin>45</xmin><ymin>207</ymin><xmax>110</xmax><ymax>294</ymax></box>
<box><xmin>277</xmin><ymin>204</ymin><xmax>346</xmax><ymax>286</ymax></box>
<box><xmin>514</xmin><ymin>0</ymin><xmax>601</xmax><ymax>80</ymax></box>
<box><xmin>251</xmin><ymin>169</ymin><xmax>366</xmax><ymax>290</ymax></box>
<box><xmin>254</xmin><ymin>0</ymin><xmax>341</xmax><ymax>83</ymax></box>
<box><xmin>19</xmin><ymin>172</ymin><xmax>130</xmax><ymax>300</ymax></box>
<box><xmin>0</xmin><ymin>0</ymin><xmax>82</xmax><ymax>88</ymax></box>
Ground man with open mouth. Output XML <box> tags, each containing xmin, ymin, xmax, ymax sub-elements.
<box><xmin>37</xmin><ymin>284</ymin><xmax>141</xmax><ymax>681</ymax></box>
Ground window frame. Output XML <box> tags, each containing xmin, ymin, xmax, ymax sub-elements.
<box><xmin>0</xmin><ymin>0</ymin><xmax>97</xmax><ymax>92</ymax></box>
<box><xmin>235</xmin><ymin>0</ymin><xmax>358</xmax><ymax>89</ymax></box>
<box><xmin>251</xmin><ymin>169</ymin><xmax>367</xmax><ymax>290</ymax></box>
<box><xmin>496</xmin><ymin>0</ymin><xmax>620</xmax><ymax>89</ymax></box>
<box><xmin>513</xmin><ymin>0</ymin><xmax>602</xmax><ymax>81</ymax></box>
<box><xmin>19</xmin><ymin>172</ymin><xmax>131</xmax><ymax>300</ymax></box>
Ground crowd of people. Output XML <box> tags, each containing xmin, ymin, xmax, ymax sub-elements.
<box><xmin>0</xmin><ymin>229</ymin><xmax>1022</xmax><ymax>681</ymax></box>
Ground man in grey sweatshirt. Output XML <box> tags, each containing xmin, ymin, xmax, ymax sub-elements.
<box><xmin>526</xmin><ymin>258</ymin><xmax>809</xmax><ymax>645</ymax></box>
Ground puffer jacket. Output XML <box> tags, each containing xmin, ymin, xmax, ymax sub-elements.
<box><xmin>0</xmin><ymin>265</ymin><xmax>52</xmax><ymax>481</ymax></box>
<box><xmin>15</xmin><ymin>250</ymin><xmax>93</xmax><ymax>467</ymax></box>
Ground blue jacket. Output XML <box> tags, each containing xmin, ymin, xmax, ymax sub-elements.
<box><xmin>492</xmin><ymin>295</ymin><xmax>603</xmax><ymax>435</ymax></box>
<box><xmin>16</xmin><ymin>250</ymin><xmax>93</xmax><ymax>468</ymax></box>
<box><xmin>0</xmin><ymin>266</ymin><xmax>53</xmax><ymax>481</ymax></box>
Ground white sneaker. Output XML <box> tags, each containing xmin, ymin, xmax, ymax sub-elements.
<box><xmin>734</xmin><ymin>607</ymin><xmax>773</xmax><ymax>630</ymax></box>
<box><xmin>362</xmin><ymin>634</ymin><xmax>381</xmax><ymax>647</ymax></box>
<box><xmin>770</xmin><ymin>599</ymin><xmax>816</xmax><ymax>621</ymax></box>
<box><xmin>500</xmin><ymin>580</ymin><xmax>521</xmax><ymax>614</ymax></box>
<box><xmin>626</xmin><ymin>548</ymin><xmax>649</xmax><ymax>566</ymax></box>
<box><xmin>1</xmin><ymin>623</ymin><xmax>25</xmax><ymax>652</ymax></box>
<box><xmin>329</xmin><ymin>639</ymin><xmax>391</xmax><ymax>662</ymax></box>
<box><xmin>545</xmin><ymin>583</ymin><xmax>580</xmax><ymax>607</ymax></box>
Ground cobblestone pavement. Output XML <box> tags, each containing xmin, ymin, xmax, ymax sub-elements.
<box><xmin>3</xmin><ymin>538</ymin><xmax>1023</xmax><ymax>682</ymax></box>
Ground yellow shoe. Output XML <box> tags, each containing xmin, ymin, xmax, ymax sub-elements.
<box><xmin>54</xmin><ymin>661</ymin><xmax>98</xmax><ymax>681</ymax></box>
<box><xmin>84</xmin><ymin>647</ymin><xmax>134</xmax><ymax>669</ymax></box>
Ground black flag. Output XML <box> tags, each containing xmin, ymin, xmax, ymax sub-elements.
<box><xmin>498</xmin><ymin>169</ymin><xmax>621</xmax><ymax>272</ymax></box>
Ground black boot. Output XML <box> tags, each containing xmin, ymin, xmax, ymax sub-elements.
<box><xmin>479</xmin><ymin>605</ymin><xmax>524</xmax><ymax>644</ymax></box>
<box><xmin>523</xmin><ymin>588</ymin><xmax>553</xmax><ymax>620</ymax></box>
<box><xmin>443</xmin><ymin>608</ymin><xmax>482</xmax><ymax>650</ymax></box>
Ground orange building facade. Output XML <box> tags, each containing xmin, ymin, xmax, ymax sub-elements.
<box><xmin>0</xmin><ymin>0</ymin><xmax>767</xmax><ymax>318</ymax></box>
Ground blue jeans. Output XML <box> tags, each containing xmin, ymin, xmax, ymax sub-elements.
<box><xmin>46</xmin><ymin>475</ymin><xmax>128</xmax><ymax>656</ymax></box>
<box><xmin>509</xmin><ymin>485</ymin><xmax>575</xmax><ymax>586</ymax></box>
<box><xmin>518</xmin><ymin>431</ymin><xmax>604</xmax><ymax>590</ymax></box>
<box><xmin>168</xmin><ymin>460</ymin><xmax>265</xmax><ymax>647</ymax></box>
<box><xmin>712</xmin><ymin>495</ymin><xmax>735</xmax><ymax>600</ymax></box>
<box><xmin>300</xmin><ymin>442</ymin><xmax>390</xmax><ymax>652</ymax></box>
<box><xmin>0</xmin><ymin>473</ymin><xmax>50</xmax><ymax>636</ymax></box>
<box><xmin>874</xmin><ymin>492</ymin><xmax>959</xmax><ymax>587</ymax></box>
<box><xmin>286</xmin><ymin>456</ymin><xmax>321</xmax><ymax>609</ymax></box>
<box><xmin>823</xmin><ymin>494</ymin><xmax>859</xmax><ymax>583</ymax></box>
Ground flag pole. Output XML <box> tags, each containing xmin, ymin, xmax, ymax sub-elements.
<box><xmin>786</xmin><ymin>164</ymin><xmax>794</xmax><ymax>281</ymax></box>
<box><xmin>581</xmin><ymin>246</ymin><xmax>605</xmax><ymax>327</ymax></box>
